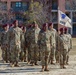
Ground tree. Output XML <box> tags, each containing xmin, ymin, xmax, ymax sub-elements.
<box><xmin>0</xmin><ymin>1</ymin><xmax>15</xmax><ymax>25</ymax></box>
<box><xmin>24</xmin><ymin>0</ymin><xmax>52</xmax><ymax>27</ymax></box>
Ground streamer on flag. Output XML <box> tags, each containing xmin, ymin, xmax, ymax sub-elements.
<box><xmin>58</xmin><ymin>10</ymin><xmax>72</xmax><ymax>28</ymax></box>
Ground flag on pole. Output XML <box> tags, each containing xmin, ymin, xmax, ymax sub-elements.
<box><xmin>58</xmin><ymin>10</ymin><xmax>72</xmax><ymax>28</ymax></box>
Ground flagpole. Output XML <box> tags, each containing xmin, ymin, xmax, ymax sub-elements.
<box><xmin>57</xmin><ymin>6</ymin><xmax>61</xmax><ymax>64</ymax></box>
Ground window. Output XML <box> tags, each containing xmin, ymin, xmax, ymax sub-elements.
<box><xmin>0</xmin><ymin>2</ymin><xmax>7</xmax><ymax>10</ymax></box>
<box><xmin>53</xmin><ymin>24</ymin><xmax>58</xmax><ymax>30</ymax></box>
<box><xmin>72</xmin><ymin>0</ymin><xmax>76</xmax><ymax>10</ymax></box>
<box><xmin>52</xmin><ymin>0</ymin><xmax>58</xmax><ymax>10</ymax></box>
<box><xmin>16</xmin><ymin>2</ymin><xmax>22</xmax><ymax>7</ymax></box>
<box><xmin>22</xmin><ymin>2</ymin><xmax>29</xmax><ymax>11</ymax></box>
<box><xmin>73</xmin><ymin>12</ymin><xmax>76</xmax><ymax>22</ymax></box>
<box><xmin>65</xmin><ymin>0</ymin><xmax>76</xmax><ymax>10</ymax></box>
<box><xmin>73</xmin><ymin>24</ymin><xmax>76</xmax><ymax>35</ymax></box>
<box><xmin>52</xmin><ymin>12</ymin><xmax>58</xmax><ymax>22</ymax></box>
<box><xmin>65</xmin><ymin>0</ymin><xmax>71</xmax><ymax>10</ymax></box>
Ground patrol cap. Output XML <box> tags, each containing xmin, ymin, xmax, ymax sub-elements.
<box><xmin>13</xmin><ymin>20</ymin><xmax>16</xmax><ymax>24</ymax></box>
<box><xmin>43</xmin><ymin>23</ymin><xmax>48</xmax><ymax>27</ymax></box>
<box><xmin>42</xmin><ymin>23</ymin><xmax>48</xmax><ymax>30</ymax></box>
<box><xmin>64</xmin><ymin>27</ymin><xmax>68</xmax><ymax>31</ymax></box>
<box><xmin>13</xmin><ymin>20</ymin><xmax>18</xmax><ymax>24</ymax></box>
<box><xmin>59</xmin><ymin>28</ymin><xmax>64</xmax><ymax>32</ymax></box>
<box><xmin>3</xmin><ymin>24</ymin><xmax>8</xmax><ymax>28</ymax></box>
<box><xmin>48</xmin><ymin>22</ymin><xmax>53</xmax><ymax>27</ymax></box>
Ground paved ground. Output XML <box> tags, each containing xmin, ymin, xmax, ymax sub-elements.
<box><xmin>0</xmin><ymin>38</ymin><xmax>76</xmax><ymax>75</ymax></box>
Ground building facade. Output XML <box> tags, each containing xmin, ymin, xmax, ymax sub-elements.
<box><xmin>0</xmin><ymin>0</ymin><xmax>76</xmax><ymax>35</ymax></box>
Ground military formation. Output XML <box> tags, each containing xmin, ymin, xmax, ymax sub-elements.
<box><xmin>0</xmin><ymin>20</ymin><xmax>72</xmax><ymax>72</ymax></box>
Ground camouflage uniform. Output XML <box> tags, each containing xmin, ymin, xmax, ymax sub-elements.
<box><xmin>30</xmin><ymin>27</ymin><xmax>40</xmax><ymax>64</ymax></box>
<box><xmin>20</xmin><ymin>31</ymin><xmax>27</xmax><ymax>62</ymax></box>
<box><xmin>49</xmin><ymin>28</ymin><xmax>57</xmax><ymax>63</ymax></box>
<box><xmin>1</xmin><ymin>30</ymin><xmax>9</xmax><ymax>62</ymax></box>
<box><xmin>55</xmin><ymin>33</ymin><xmax>60</xmax><ymax>63</ymax></box>
<box><xmin>59</xmin><ymin>34</ymin><xmax>68</xmax><ymax>66</ymax></box>
<box><xmin>8</xmin><ymin>27</ymin><xmax>22</xmax><ymax>64</ymax></box>
<box><xmin>25</xmin><ymin>28</ymin><xmax>32</xmax><ymax>63</ymax></box>
<box><xmin>65</xmin><ymin>33</ymin><xmax>72</xmax><ymax>64</ymax></box>
<box><xmin>38</xmin><ymin>30</ymin><xmax>51</xmax><ymax>66</ymax></box>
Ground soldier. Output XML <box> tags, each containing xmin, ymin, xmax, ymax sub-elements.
<box><xmin>48</xmin><ymin>23</ymin><xmax>57</xmax><ymax>64</ymax></box>
<box><xmin>25</xmin><ymin>24</ymin><xmax>32</xmax><ymax>64</ymax></box>
<box><xmin>38</xmin><ymin>23</ymin><xmax>51</xmax><ymax>72</ymax></box>
<box><xmin>55</xmin><ymin>29</ymin><xmax>60</xmax><ymax>63</ymax></box>
<box><xmin>19</xmin><ymin>26</ymin><xmax>27</xmax><ymax>62</ymax></box>
<box><xmin>9</xmin><ymin>23</ymin><xmax>14</xmax><ymax>30</ymax></box>
<box><xmin>30</xmin><ymin>22</ymin><xmax>40</xmax><ymax>66</ymax></box>
<box><xmin>8</xmin><ymin>20</ymin><xmax>22</xmax><ymax>67</ymax></box>
<box><xmin>59</xmin><ymin>28</ymin><xmax>68</xmax><ymax>69</ymax></box>
<box><xmin>64</xmin><ymin>27</ymin><xmax>72</xmax><ymax>65</ymax></box>
<box><xmin>0</xmin><ymin>24</ymin><xmax>9</xmax><ymax>63</ymax></box>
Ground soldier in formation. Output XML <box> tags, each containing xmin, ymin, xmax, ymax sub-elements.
<box><xmin>0</xmin><ymin>24</ymin><xmax>9</xmax><ymax>63</ymax></box>
<box><xmin>59</xmin><ymin>28</ymin><xmax>70</xmax><ymax>69</ymax></box>
<box><xmin>25</xmin><ymin>24</ymin><xmax>32</xmax><ymax>64</ymax></box>
<box><xmin>64</xmin><ymin>27</ymin><xmax>72</xmax><ymax>65</ymax></box>
<box><xmin>38</xmin><ymin>23</ymin><xmax>51</xmax><ymax>72</ymax></box>
<box><xmin>48</xmin><ymin>23</ymin><xmax>57</xmax><ymax>64</ymax></box>
<box><xmin>7</xmin><ymin>20</ymin><xmax>22</xmax><ymax>67</ymax></box>
<box><xmin>0</xmin><ymin>21</ymin><xmax>72</xmax><ymax>71</ymax></box>
<box><xmin>29</xmin><ymin>22</ymin><xmax>40</xmax><ymax>65</ymax></box>
<box><xmin>19</xmin><ymin>26</ymin><xmax>27</xmax><ymax>62</ymax></box>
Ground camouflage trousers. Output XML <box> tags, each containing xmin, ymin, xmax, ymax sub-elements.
<box><xmin>30</xmin><ymin>44</ymin><xmax>39</xmax><ymax>63</ymax></box>
<box><xmin>27</xmin><ymin>45</ymin><xmax>31</xmax><ymax>62</ymax></box>
<box><xmin>20</xmin><ymin>47</ymin><xmax>28</xmax><ymax>62</ymax></box>
<box><xmin>1</xmin><ymin>45</ymin><xmax>9</xmax><ymax>62</ymax></box>
<box><xmin>66</xmin><ymin>49</ymin><xmax>70</xmax><ymax>63</ymax></box>
<box><xmin>49</xmin><ymin>46</ymin><xmax>56</xmax><ymax>62</ymax></box>
<box><xmin>41</xmin><ymin>50</ymin><xmax>50</xmax><ymax>66</ymax></box>
<box><xmin>10</xmin><ymin>45</ymin><xmax>20</xmax><ymax>63</ymax></box>
<box><xmin>55</xmin><ymin>50</ymin><xmax>60</xmax><ymax>62</ymax></box>
<box><xmin>60</xmin><ymin>49</ymin><xmax>67</xmax><ymax>65</ymax></box>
